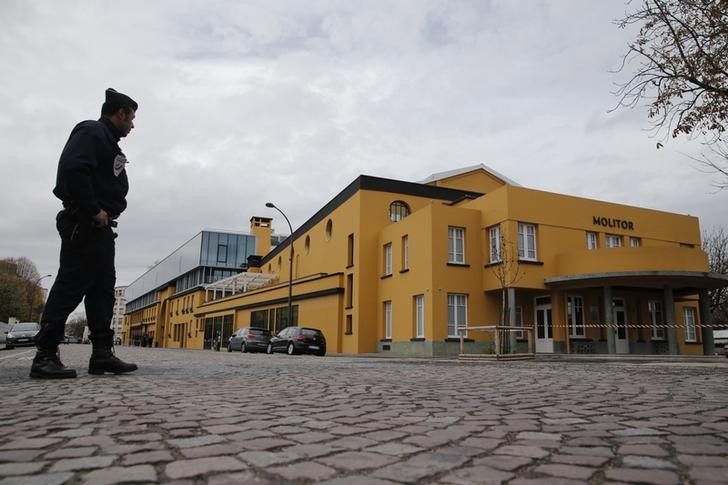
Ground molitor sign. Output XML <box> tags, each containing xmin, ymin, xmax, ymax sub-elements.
<box><xmin>593</xmin><ymin>216</ymin><xmax>634</xmax><ymax>230</ymax></box>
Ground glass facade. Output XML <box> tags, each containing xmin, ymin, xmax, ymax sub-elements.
<box><xmin>125</xmin><ymin>230</ymin><xmax>257</xmax><ymax>313</ymax></box>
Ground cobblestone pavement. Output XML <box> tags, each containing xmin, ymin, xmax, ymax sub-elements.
<box><xmin>1</xmin><ymin>345</ymin><xmax>728</xmax><ymax>485</ymax></box>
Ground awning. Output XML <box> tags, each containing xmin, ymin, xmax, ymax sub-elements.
<box><xmin>544</xmin><ymin>270</ymin><xmax>728</xmax><ymax>295</ymax></box>
<box><xmin>204</xmin><ymin>272</ymin><xmax>277</xmax><ymax>301</ymax></box>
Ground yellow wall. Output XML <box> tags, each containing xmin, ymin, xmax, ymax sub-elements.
<box><xmin>426</xmin><ymin>168</ymin><xmax>509</xmax><ymax>194</ymax></box>
<box><xmin>129</xmin><ymin>168</ymin><xmax>718</xmax><ymax>356</ymax></box>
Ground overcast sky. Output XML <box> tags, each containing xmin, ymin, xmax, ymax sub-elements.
<box><xmin>1</xmin><ymin>1</ymin><xmax>726</xmax><ymax>305</ymax></box>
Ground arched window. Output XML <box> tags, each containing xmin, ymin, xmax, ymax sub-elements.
<box><xmin>325</xmin><ymin>219</ymin><xmax>333</xmax><ymax>241</ymax></box>
<box><xmin>304</xmin><ymin>235</ymin><xmax>311</xmax><ymax>254</ymax></box>
<box><xmin>389</xmin><ymin>201</ymin><xmax>410</xmax><ymax>222</ymax></box>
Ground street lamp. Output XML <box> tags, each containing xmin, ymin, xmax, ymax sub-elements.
<box><xmin>266</xmin><ymin>202</ymin><xmax>294</xmax><ymax>329</ymax></box>
<box><xmin>28</xmin><ymin>274</ymin><xmax>52</xmax><ymax>322</ymax></box>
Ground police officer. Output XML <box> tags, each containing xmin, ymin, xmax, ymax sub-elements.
<box><xmin>31</xmin><ymin>88</ymin><xmax>139</xmax><ymax>379</ymax></box>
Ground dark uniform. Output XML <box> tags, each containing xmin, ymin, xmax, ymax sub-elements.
<box><xmin>35</xmin><ymin>117</ymin><xmax>128</xmax><ymax>348</ymax></box>
<box><xmin>32</xmin><ymin>88</ymin><xmax>138</xmax><ymax>379</ymax></box>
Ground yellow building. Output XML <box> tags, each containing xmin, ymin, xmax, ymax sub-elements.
<box><xmin>126</xmin><ymin>165</ymin><xmax>727</xmax><ymax>356</ymax></box>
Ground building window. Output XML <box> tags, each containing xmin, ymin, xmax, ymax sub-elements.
<box><xmin>448</xmin><ymin>227</ymin><xmax>465</xmax><ymax>264</ymax></box>
<box><xmin>684</xmin><ymin>307</ymin><xmax>697</xmax><ymax>342</ymax></box>
<box><xmin>586</xmin><ymin>231</ymin><xmax>598</xmax><ymax>250</ymax></box>
<box><xmin>217</xmin><ymin>244</ymin><xmax>228</xmax><ymax>263</ymax></box>
<box><xmin>383</xmin><ymin>243</ymin><xmax>392</xmax><ymax>276</ymax></box>
<box><xmin>346</xmin><ymin>274</ymin><xmax>353</xmax><ymax>308</ymax></box>
<box><xmin>605</xmin><ymin>234</ymin><xmax>622</xmax><ymax>248</ymax></box>
<box><xmin>384</xmin><ymin>301</ymin><xmax>392</xmax><ymax>339</ymax></box>
<box><xmin>304</xmin><ymin>235</ymin><xmax>311</xmax><ymax>254</ymax></box>
<box><xmin>345</xmin><ymin>315</ymin><xmax>353</xmax><ymax>335</ymax></box>
<box><xmin>567</xmin><ymin>296</ymin><xmax>585</xmax><ymax>337</ymax></box>
<box><xmin>325</xmin><ymin>219</ymin><xmax>333</xmax><ymax>241</ymax></box>
<box><xmin>629</xmin><ymin>237</ymin><xmax>641</xmax><ymax>247</ymax></box>
<box><xmin>389</xmin><ymin>201</ymin><xmax>411</xmax><ymax>222</ymax></box>
<box><xmin>489</xmin><ymin>225</ymin><xmax>501</xmax><ymax>263</ymax></box>
<box><xmin>347</xmin><ymin>233</ymin><xmax>354</xmax><ymax>266</ymax></box>
<box><xmin>402</xmin><ymin>235</ymin><xmax>409</xmax><ymax>270</ymax></box>
<box><xmin>415</xmin><ymin>295</ymin><xmax>424</xmax><ymax>338</ymax></box>
<box><xmin>518</xmin><ymin>223</ymin><xmax>537</xmax><ymax>260</ymax></box>
<box><xmin>447</xmin><ymin>293</ymin><xmax>468</xmax><ymax>337</ymax></box>
<box><xmin>649</xmin><ymin>301</ymin><xmax>664</xmax><ymax>340</ymax></box>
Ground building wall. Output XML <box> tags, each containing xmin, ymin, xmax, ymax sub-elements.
<box><xmin>129</xmin><ymin>168</ymin><xmax>722</xmax><ymax>356</ymax></box>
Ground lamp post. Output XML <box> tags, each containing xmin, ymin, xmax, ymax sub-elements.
<box><xmin>266</xmin><ymin>202</ymin><xmax>294</xmax><ymax>329</ymax></box>
<box><xmin>28</xmin><ymin>274</ymin><xmax>52</xmax><ymax>322</ymax></box>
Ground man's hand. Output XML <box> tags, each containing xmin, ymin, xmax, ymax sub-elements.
<box><xmin>92</xmin><ymin>209</ymin><xmax>110</xmax><ymax>227</ymax></box>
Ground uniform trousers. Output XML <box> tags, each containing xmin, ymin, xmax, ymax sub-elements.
<box><xmin>35</xmin><ymin>210</ymin><xmax>116</xmax><ymax>349</ymax></box>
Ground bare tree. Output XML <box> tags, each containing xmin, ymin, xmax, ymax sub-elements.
<box><xmin>703</xmin><ymin>226</ymin><xmax>728</xmax><ymax>322</ymax></box>
<box><xmin>614</xmin><ymin>0</ymin><xmax>728</xmax><ymax>186</ymax></box>
<box><xmin>7</xmin><ymin>257</ymin><xmax>40</xmax><ymax>282</ymax></box>
<box><xmin>490</xmin><ymin>234</ymin><xmax>526</xmax><ymax>353</ymax></box>
<box><xmin>65</xmin><ymin>315</ymin><xmax>87</xmax><ymax>339</ymax></box>
<box><xmin>1</xmin><ymin>257</ymin><xmax>44</xmax><ymax>321</ymax></box>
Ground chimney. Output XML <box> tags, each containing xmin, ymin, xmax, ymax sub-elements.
<box><xmin>250</xmin><ymin>216</ymin><xmax>273</xmax><ymax>259</ymax></box>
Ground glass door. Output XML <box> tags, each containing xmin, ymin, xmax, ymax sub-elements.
<box><xmin>535</xmin><ymin>296</ymin><xmax>553</xmax><ymax>353</ymax></box>
<box><xmin>613</xmin><ymin>298</ymin><xmax>629</xmax><ymax>354</ymax></box>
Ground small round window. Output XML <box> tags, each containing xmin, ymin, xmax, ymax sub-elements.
<box><xmin>304</xmin><ymin>235</ymin><xmax>311</xmax><ymax>254</ymax></box>
<box><xmin>389</xmin><ymin>201</ymin><xmax>410</xmax><ymax>222</ymax></box>
<box><xmin>325</xmin><ymin>219</ymin><xmax>333</xmax><ymax>241</ymax></box>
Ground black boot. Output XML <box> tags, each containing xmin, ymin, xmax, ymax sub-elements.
<box><xmin>29</xmin><ymin>348</ymin><xmax>78</xmax><ymax>379</ymax></box>
<box><xmin>89</xmin><ymin>340</ymin><xmax>138</xmax><ymax>375</ymax></box>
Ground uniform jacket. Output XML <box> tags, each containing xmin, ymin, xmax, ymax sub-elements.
<box><xmin>53</xmin><ymin>117</ymin><xmax>129</xmax><ymax>218</ymax></box>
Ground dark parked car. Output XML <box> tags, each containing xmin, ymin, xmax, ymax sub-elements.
<box><xmin>228</xmin><ymin>327</ymin><xmax>271</xmax><ymax>353</ymax></box>
<box><xmin>5</xmin><ymin>322</ymin><xmax>41</xmax><ymax>349</ymax></box>
<box><xmin>267</xmin><ymin>326</ymin><xmax>326</xmax><ymax>356</ymax></box>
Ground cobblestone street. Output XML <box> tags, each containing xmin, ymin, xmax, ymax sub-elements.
<box><xmin>1</xmin><ymin>345</ymin><xmax>727</xmax><ymax>484</ymax></box>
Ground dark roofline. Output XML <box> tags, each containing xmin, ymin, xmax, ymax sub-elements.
<box><xmin>261</xmin><ymin>174</ymin><xmax>483</xmax><ymax>265</ymax></box>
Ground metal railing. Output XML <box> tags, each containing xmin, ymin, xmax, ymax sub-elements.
<box><xmin>457</xmin><ymin>325</ymin><xmax>535</xmax><ymax>360</ymax></box>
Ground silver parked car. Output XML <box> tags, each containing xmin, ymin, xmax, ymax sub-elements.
<box><xmin>5</xmin><ymin>322</ymin><xmax>41</xmax><ymax>349</ymax></box>
<box><xmin>228</xmin><ymin>327</ymin><xmax>271</xmax><ymax>353</ymax></box>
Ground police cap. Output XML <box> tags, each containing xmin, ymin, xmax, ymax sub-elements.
<box><xmin>102</xmin><ymin>88</ymin><xmax>138</xmax><ymax>114</ymax></box>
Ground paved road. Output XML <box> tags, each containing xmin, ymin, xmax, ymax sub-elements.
<box><xmin>1</xmin><ymin>345</ymin><xmax>727</xmax><ymax>484</ymax></box>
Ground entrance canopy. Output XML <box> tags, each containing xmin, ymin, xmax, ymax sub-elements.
<box><xmin>204</xmin><ymin>272</ymin><xmax>277</xmax><ymax>302</ymax></box>
<box><xmin>545</xmin><ymin>270</ymin><xmax>728</xmax><ymax>296</ymax></box>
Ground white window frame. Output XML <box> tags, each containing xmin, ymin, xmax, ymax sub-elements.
<box><xmin>489</xmin><ymin>225</ymin><xmax>501</xmax><ymax>263</ymax></box>
<box><xmin>629</xmin><ymin>237</ymin><xmax>641</xmax><ymax>247</ymax></box>
<box><xmin>448</xmin><ymin>227</ymin><xmax>465</xmax><ymax>264</ymax></box>
<box><xmin>415</xmin><ymin>294</ymin><xmax>425</xmax><ymax>338</ymax></box>
<box><xmin>648</xmin><ymin>301</ymin><xmax>665</xmax><ymax>340</ymax></box>
<box><xmin>402</xmin><ymin>235</ymin><xmax>409</xmax><ymax>270</ymax></box>
<box><xmin>605</xmin><ymin>234</ymin><xmax>622</xmax><ymax>248</ymax></box>
<box><xmin>567</xmin><ymin>295</ymin><xmax>585</xmax><ymax>337</ymax></box>
<box><xmin>384</xmin><ymin>301</ymin><xmax>392</xmax><ymax>339</ymax></box>
<box><xmin>447</xmin><ymin>293</ymin><xmax>468</xmax><ymax>337</ymax></box>
<box><xmin>518</xmin><ymin>223</ymin><xmax>537</xmax><ymax>260</ymax></box>
<box><xmin>586</xmin><ymin>231</ymin><xmax>598</xmax><ymax>250</ymax></box>
<box><xmin>383</xmin><ymin>243</ymin><xmax>392</xmax><ymax>276</ymax></box>
<box><xmin>684</xmin><ymin>307</ymin><xmax>697</xmax><ymax>342</ymax></box>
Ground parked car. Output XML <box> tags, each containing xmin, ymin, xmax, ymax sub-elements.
<box><xmin>63</xmin><ymin>335</ymin><xmax>82</xmax><ymax>344</ymax></box>
<box><xmin>267</xmin><ymin>326</ymin><xmax>326</xmax><ymax>356</ymax></box>
<box><xmin>5</xmin><ymin>322</ymin><xmax>41</xmax><ymax>349</ymax></box>
<box><xmin>228</xmin><ymin>327</ymin><xmax>271</xmax><ymax>353</ymax></box>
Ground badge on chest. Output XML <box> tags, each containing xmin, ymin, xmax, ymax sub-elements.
<box><xmin>113</xmin><ymin>154</ymin><xmax>128</xmax><ymax>176</ymax></box>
